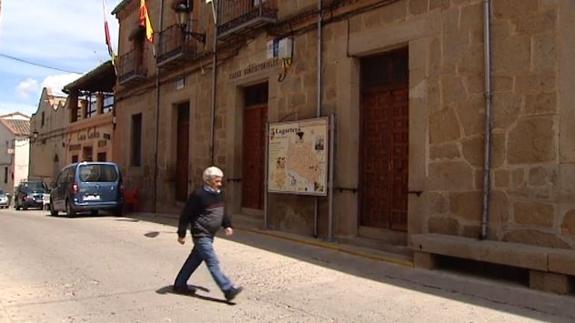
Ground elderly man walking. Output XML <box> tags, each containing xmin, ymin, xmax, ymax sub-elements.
<box><xmin>173</xmin><ymin>166</ymin><xmax>243</xmax><ymax>302</ymax></box>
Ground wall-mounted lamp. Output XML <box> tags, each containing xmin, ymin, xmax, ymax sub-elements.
<box><xmin>175</xmin><ymin>2</ymin><xmax>206</xmax><ymax>44</ymax></box>
<box><xmin>31</xmin><ymin>131</ymin><xmax>39</xmax><ymax>141</ymax></box>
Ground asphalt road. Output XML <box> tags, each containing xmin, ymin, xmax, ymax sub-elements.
<box><xmin>0</xmin><ymin>208</ymin><xmax>574</xmax><ymax>322</ymax></box>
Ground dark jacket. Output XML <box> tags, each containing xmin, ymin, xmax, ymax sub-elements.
<box><xmin>177</xmin><ymin>186</ymin><xmax>232</xmax><ymax>239</ymax></box>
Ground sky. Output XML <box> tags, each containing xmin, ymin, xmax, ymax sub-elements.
<box><xmin>0</xmin><ymin>0</ymin><xmax>122</xmax><ymax>117</ymax></box>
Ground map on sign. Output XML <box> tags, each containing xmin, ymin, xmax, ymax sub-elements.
<box><xmin>268</xmin><ymin>117</ymin><xmax>328</xmax><ymax>196</ymax></box>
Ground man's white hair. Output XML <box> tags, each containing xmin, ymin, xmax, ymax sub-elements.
<box><xmin>203</xmin><ymin>166</ymin><xmax>224</xmax><ymax>182</ymax></box>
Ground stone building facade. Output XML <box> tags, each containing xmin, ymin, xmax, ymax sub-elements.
<box><xmin>29</xmin><ymin>88</ymin><xmax>68</xmax><ymax>184</ymax></box>
<box><xmin>112</xmin><ymin>0</ymin><xmax>575</xmax><ymax>292</ymax></box>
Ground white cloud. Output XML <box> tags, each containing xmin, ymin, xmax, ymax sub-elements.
<box><xmin>41</xmin><ymin>74</ymin><xmax>82</xmax><ymax>96</ymax></box>
<box><xmin>0</xmin><ymin>102</ymin><xmax>36</xmax><ymax>117</ymax></box>
<box><xmin>16</xmin><ymin>79</ymin><xmax>39</xmax><ymax>99</ymax></box>
<box><xmin>0</xmin><ymin>0</ymin><xmax>122</xmax><ymax>112</ymax></box>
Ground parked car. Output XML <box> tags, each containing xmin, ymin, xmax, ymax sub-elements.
<box><xmin>50</xmin><ymin>162</ymin><xmax>123</xmax><ymax>217</ymax></box>
<box><xmin>14</xmin><ymin>180</ymin><xmax>48</xmax><ymax>210</ymax></box>
<box><xmin>0</xmin><ymin>189</ymin><xmax>9</xmax><ymax>208</ymax></box>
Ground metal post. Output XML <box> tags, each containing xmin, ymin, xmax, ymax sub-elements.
<box><xmin>480</xmin><ymin>0</ymin><xmax>493</xmax><ymax>240</ymax></box>
<box><xmin>264</xmin><ymin>122</ymin><xmax>269</xmax><ymax>229</ymax></box>
<box><xmin>327</xmin><ymin>114</ymin><xmax>335</xmax><ymax>241</ymax></box>
<box><xmin>153</xmin><ymin>0</ymin><xmax>165</xmax><ymax>213</ymax></box>
<box><xmin>210</xmin><ymin>0</ymin><xmax>219</xmax><ymax>164</ymax></box>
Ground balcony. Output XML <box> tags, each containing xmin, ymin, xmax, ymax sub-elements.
<box><xmin>218</xmin><ymin>0</ymin><xmax>278</xmax><ymax>40</ymax></box>
<box><xmin>157</xmin><ymin>24</ymin><xmax>203</xmax><ymax>69</ymax></box>
<box><xmin>117</xmin><ymin>48</ymin><xmax>148</xmax><ymax>85</ymax></box>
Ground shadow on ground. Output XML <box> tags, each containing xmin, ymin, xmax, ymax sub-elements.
<box><xmin>129</xmin><ymin>212</ymin><xmax>574</xmax><ymax>322</ymax></box>
<box><xmin>156</xmin><ymin>285</ymin><xmax>234</xmax><ymax>305</ymax></box>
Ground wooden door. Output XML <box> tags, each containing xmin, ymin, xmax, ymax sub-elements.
<box><xmin>176</xmin><ymin>104</ymin><xmax>190</xmax><ymax>202</ymax></box>
<box><xmin>242</xmin><ymin>105</ymin><xmax>267</xmax><ymax>210</ymax></box>
<box><xmin>359</xmin><ymin>48</ymin><xmax>409</xmax><ymax>231</ymax></box>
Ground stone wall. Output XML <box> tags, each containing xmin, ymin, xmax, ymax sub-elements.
<box><xmin>416</xmin><ymin>0</ymin><xmax>574</xmax><ymax>249</ymax></box>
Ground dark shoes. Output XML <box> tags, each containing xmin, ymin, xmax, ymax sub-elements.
<box><xmin>172</xmin><ymin>285</ymin><xmax>196</xmax><ymax>295</ymax></box>
<box><xmin>224</xmin><ymin>286</ymin><xmax>243</xmax><ymax>302</ymax></box>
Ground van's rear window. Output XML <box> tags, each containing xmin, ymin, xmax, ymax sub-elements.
<box><xmin>79</xmin><ymin>165</ymin><xmax>118</xmax><ymax>182</ymax></box>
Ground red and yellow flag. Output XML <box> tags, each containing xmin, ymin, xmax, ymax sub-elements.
<box><xmin>139</xmin><ymin>0</ymin><xmax>154</xmax><ymax>43</ymax></box>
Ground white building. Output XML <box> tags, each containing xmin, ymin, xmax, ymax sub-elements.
<box><xmin>0</xmin><ymin>113</ymin><xmax>30</xmax><ymax>195</ymax></box>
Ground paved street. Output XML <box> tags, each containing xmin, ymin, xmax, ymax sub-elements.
<box><xmin>0</xmin><ymin>208</ymin><xmax>574</xmax><ymax>323</ymax></box>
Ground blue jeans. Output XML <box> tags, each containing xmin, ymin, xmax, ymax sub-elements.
<box><xmin>174</xmin><ymin>236</ymin><xmax>233</xmax><ymax>292</ymax></box>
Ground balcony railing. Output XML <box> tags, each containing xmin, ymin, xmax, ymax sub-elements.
<box><xmin>218</xmin><ymin>0</ymin><xmax>278</xmax><ymax>39</ymax></box>
<box><xmin>117</xmin><ymin>48</ymin><xmax>148</xmax><ymax>85</ymax></box>
<box><xmin>157</xmin><ymin>24</ymin><xmax>202</xmax><ymax>68</ymax></box>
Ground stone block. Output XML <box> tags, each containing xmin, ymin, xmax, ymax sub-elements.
<box><xmin>525</xmin><ymin>92</ymin><xmax>557</xmax><ymax>115</ymax></box>
<box><xmin>443</xmin><ymin>31</ymin><xmax>469</xmax><ymax>72</ymax></box>
<box><xmin>429</xmin><ymin>108</ymin><xmax>461</xmax><ymax>144</ymax></box>
<box><xmin>411</xmin><ymin>233</ymin><xmax>549</xmax><ymax>271</ymax></box>
<box><xmin>508</xmin><ymin>117</ymin><xmax>556</xmax><ymax>165</ymax></box>
<box><xmin>414</xmin><ymin>251</ymin><xmax>437</xmax><ymax>269</ymax></box>
<box><xmin>428</xmin><ymin>161</ymin><xmax>474</xmax><ymax>191</ymax></box>
<box><xmin>460</xmin><ymin>2</ymin><xmax>483</xmax><ymax>27</ymax></box>
<box><xmin>442</xmin><ymin>8</ymin><xmax>460</xmax><ymax>31</ymax></box>
<box><xmin>493</xmin><ymin>93</ymin><xmax>521</xmax><ymax>130</ymax></box>
<box><xmin>515</xmin><ymin>73</ymin><xmax>556</xmax><ymax>95</ymax></box>
<box><xmin>424</xmin><ymin>192</ymin><xmax>449</xmax><ymax>214</ymax></box>
<box><xmin>491</xmin><ymin>190</ymin><xmax>511</xmax><ymax>227</ymax></box>
<box><xmin>456</xmin><ymin>95</ymin><xmax>484</xmax><ymax>137</ymax></box>
<box><xmin>493</xmin><ymin>0</ymin><xmax>539</xmax><ymax>19</ymax></box>
<box><xmin>409</xmin><ymin>0</ymin><xmax>428</xmax><ymax>15</ymax></box>
<box><xmin>532</xmin><ymin>33</ymin><xmax>557</xmax><ymax>73</ymax></box>
<box><xmin>462</xmin><ymin>225</ymin><xmax>481</xmax><ymax>239</ymax></box>
<box><xmin>512</xmin><ymin>168</ymin><xmax>525</xmax><ymax>187</ymax></box>
<box><xmin>558</xmin><ymin>164</ymin><xmax>575</xmax><ymax>203</ymax></box>
<box><xmin>493</xmin><ymin>76</ymin><xmax>514</xmax><ymax>92</ymax></box>
<box><xmin>529</xmin><ymin>271</ymin><xmax>573</xmax><ymax>295</ymax></box>
<box><xmin>449</xmin><ymin>191</ymin><xmax>482</xmax><ymax>222</ymax></box>
<box><xmin>463</xmin><ymin>75</ymin><xmax>484</xmax><ymax>95</ymax></box>
<box><xmin>514</xmin><ymin>201</ymin><xmax>555</xmax><ymax>227</ymax></box>
<box><xmin>428</xmin><ymin>216</ymin><xmax>460</xmax><ymax>235</ymax></box>
<box><xmin>492</xmin><ymin>35</ymin><xmax>531</xmax><ymax>74</ymax></box>
<box><xmin>503</xmin><ymin>230</ymin><xmax>570</xmax><ymax>249</ymax></box>
<box><xmin>562</xmin><ymin>210</ymin><xmax>575</xmax><ymax>235</ymax></box>
<box><xmin>429</xmin><ymin>38</ymin><xmax>441</xmax><ymax>77</ymax></box>
<box><xmin>430</xmin><ymin>143</ymin><xmax>460</xmax><ymax>160</ymax></box>
<box><xmin>494</xmin><ymin>169</ymin><xmax>510</xmax><ymax>188</ymax></box>
<box><xmin>429</xmin><ymin>0</ymin><xmax>450</xmax><ymax>10</ymax></box>
<box><xmin>461</xmin><ymin>133</ymin><xmax>505</xmax><ymax>169</ymax></box>
<box><xmin>474</xmin><ymin>169</ymin><xmax>484</xmax><ymax>190</ymax></box>
<box><xmin>528</xmin><ymin>167</ymin><xmax>549</xmax><ymax>187</ymax></box>
<box><xmin>459</xmin><ymin>44</ymin><xmax>485</xmax><ymax>74</ymax></box>
<box><xmin>548</xmin><ymin>249</ymin><xmax>575</xmax><ymax>276</ymax></box>
<box><xmin>515</xmin><ymin>9</ymin><xmax>557</xmax><ymax>35</ymax></box>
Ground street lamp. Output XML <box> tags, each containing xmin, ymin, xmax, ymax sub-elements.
<box><xmin>31</xmin><ymin>131</ymin><xmax>39</xmax><ymax>142</ymax></box>
<box><xmin>174</xmin><ymin>2</ymin><xmax>206</xmax><ymax>44</ymax></box>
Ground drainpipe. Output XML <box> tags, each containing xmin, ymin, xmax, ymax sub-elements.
<box><xmin>209</xmin><ymin>0</ymin><xmax>219</xmax><ymax>164</ymax></box>
<box><xmin>153</xmin><ymin>0</ymin><xmax>165</xmax><ymax>213</ymax></box>
<box><xmin>314</xmin><ymin>0</ymin><xmax>323</xmax><ymax>238</ymax></box>
<box><xmin>480</xmin><ymin>0</ymin><xmax>492</xmax><ymax>240</ymax></box>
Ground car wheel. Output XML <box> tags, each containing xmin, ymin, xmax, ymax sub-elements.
<box><xmin>90</xmin><ymin>210</ymin><xmax>98</xmax><ymax>216</ymax></box>
<box><xmin>50</xmin><ymin>200</ymin><xmax>58</xmax><ymax>217</ymax></box>
<box><xmin>66</xmin><ymin>200</ymin><xmax>76</xmax><ymax>218</ymax></box>
<box><xmin>113</xmin><ymin>207</ymin><xmax>123</xmax><ymax>217</ymax></box>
